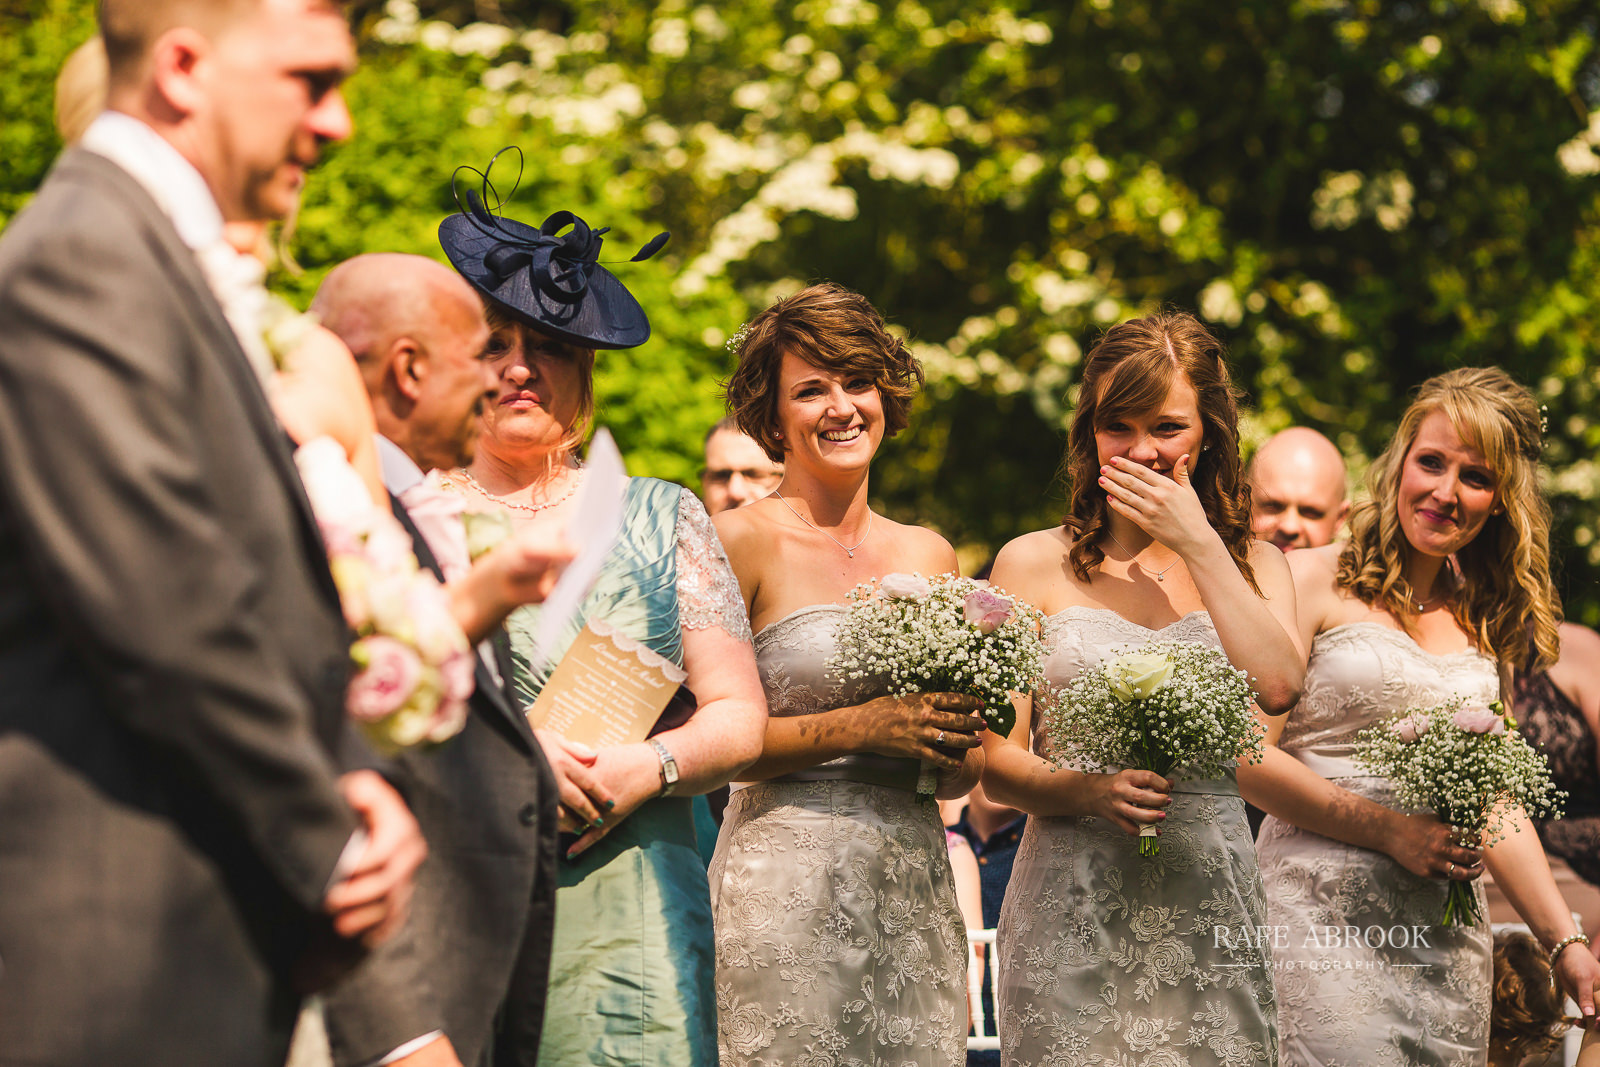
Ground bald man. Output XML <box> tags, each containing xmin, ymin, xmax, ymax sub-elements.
<box><xmin>1249</xmin><ymin>427</ymin><xmax>1350</xmax><ymax>552</ymax></box>
<box><xmin>313</xmin><ymin>254</ymin><xmax>567</xmax><ymax>1067</ymax></box>
<box><xmin>0</xmin><ymin>3</ymin><xmax>427</xmax><ymax>1065</ymax></box>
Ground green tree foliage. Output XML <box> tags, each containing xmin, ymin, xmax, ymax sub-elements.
<box><xmin>6</xmin><ymin>0</ymin><xmax>1600</xmax><ymax>615</ymax></box>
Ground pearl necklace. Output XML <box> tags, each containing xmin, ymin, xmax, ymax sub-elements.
<box><xmin>772</xmin><ymin>489</ymin><xmax>873</xmax><ymax>558</ymax></box>
<box><xmin>1105</xmin><ymin>530</ymin><xmax>1181</xmax><ymax>582</ymax></box>
<box><xmin>456</xmin><ymin>465</ymin><xmax>584</xmax><ymax>515</ymax></box>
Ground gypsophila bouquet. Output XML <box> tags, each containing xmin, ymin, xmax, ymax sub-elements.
<box><xmin>295</xmin><ymin>438</ymin><xmax>473</xmax><ymax>756</ymax></box>
<box><xmin>827</xmin><ymin>571</ymin><xmax>1046</xmax><ymax>745</ymax></box>
<box><xmin>1046</xmin><ymin>641</ymin><xmax>1262</xmax><ymax>856</ymax></box>
<box><xmin>1355</xmin><ymin>699</ymin><xmax>1565</xmax><ymax>926</ymax></box>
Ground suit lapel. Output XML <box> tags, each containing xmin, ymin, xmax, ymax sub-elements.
<box><xmin>64</xmin><ymin>150</ymin><xmax>341</xmax><ymax>611</ymax></box>
<box><xmin>387</xmin><ymin>492</ymin><xmax>536</xmax><ymax>752</ymax></box>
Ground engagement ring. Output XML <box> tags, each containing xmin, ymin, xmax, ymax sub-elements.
<box><xmin>935</xmin><ymin>731</ymin><xmax>946</xmax><ymax>745</ymax></box>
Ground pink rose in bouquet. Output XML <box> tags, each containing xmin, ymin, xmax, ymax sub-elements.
<box><xmin>294</xmin><ymin>437</ymin><xmax>377</xmax><ymax>541</ymax></box>
<box><xmin>1452</xmin><ymin>706</ymin><xmax>1507</xmax><ymax>735</ymax></box>
<box><xmin>405</xmin><ymin>572</ymin><xmax>471</xmax><ymax>664</ymax></box>
<box><xmin>348</xmin><ymin>635</ymin><xmax>424</xmax><ymax>723</ymax></box>
<box><xmin>428</xmin><ymin>650</ymin><xmax>476</xmax><ymax>743</ymax></box>
<box><xmin>962</xmin><ymin>588</ymin><xmax>1015</xmax><ymax>635</ymax></box>
<box><xmin>1392</xmin><ymin>713</ymin><xmax>1429</xmax><ymax>743</ymax></box>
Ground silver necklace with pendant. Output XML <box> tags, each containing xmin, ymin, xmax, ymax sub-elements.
<box><xmin>772</xmin><ymin>489</ymin><xmax>873</xmax><ymax>558</ymax></box>
<box><xmin>1105</xmin><ymin>529</ymin><xmax>1180</xmax><ymax>582</ymax></box>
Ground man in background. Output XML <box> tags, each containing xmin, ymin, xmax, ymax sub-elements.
<box><xmin>1249</xmin><ymin>426</ymin><xmax>1349</xmax><ymax>552</ymax></box>
<box><xmin>701</xmin><ymin>415</ymin><xmax>784</xmax><ymax>515</ymax></box>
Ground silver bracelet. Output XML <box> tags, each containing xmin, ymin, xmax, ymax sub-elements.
<box><xmin>1548</xmin><ymin>932</ymin><xmax>1591</xmax><ymax>964</ymax></box>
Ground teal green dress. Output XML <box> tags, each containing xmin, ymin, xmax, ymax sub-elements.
<box><xmin>505</xmin><ymin>478</ymin><xmax>722</xmax><ymax>1067</ymax></box>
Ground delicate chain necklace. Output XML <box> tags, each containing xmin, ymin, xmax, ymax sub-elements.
<box><xmin>1105</xmin><ymin>529</ymin><xmax>1181</xmax><ymax>582</ymax></box>
<box><xmin>456</xmin><ymin>465</ymin><xmax>584</xmax><ymax>515</ymax></box>
<box><xmin>772</xmin><ymin>489</ymin><xmax>873</xmax><ymax>558</ymax></box>
<box><xmin>1406</xmin><ymin>584</ymin><xmax>1453</xmax><ymax>614</ymax></box>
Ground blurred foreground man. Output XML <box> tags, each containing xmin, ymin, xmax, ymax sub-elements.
<box><xmin>0</xmin><ymin>3</ymin><xmax>423</xmax><ymax>1065</ymax></box>
<box><xmin>1248</xmin><ymin>426</ymin><xmax>1350</xmax><ymax>551</ymax></box>
<box><xmin>315</xmin><ymin>254</ymin><xmax>570</xmax><ymax>1067</ymax></box>
<box><xmin>701</xmin><ymin>415</ymin><xmax>783</xmax><ymax>515</ymax></box>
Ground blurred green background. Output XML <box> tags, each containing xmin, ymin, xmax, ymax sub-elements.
<box><xmin>5</xmin><ymin>0</ymin><xmax>1599</xmax><ymax>617</ymax></box>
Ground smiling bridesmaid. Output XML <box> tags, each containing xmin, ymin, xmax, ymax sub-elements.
<box><xmin>1243</xmin><ymin>367</ymin><xmax>1600</xmax><ymax>1066</ymax></box>
<box><xmin>982</xmin><ymin>310</ymin><xmax>1303</xmax><ymax>1067</ymax></box>
<box><xmin>708</xmin><ymin>282</ymin><xmax>987</xmax><ymax>1067</ymax></box>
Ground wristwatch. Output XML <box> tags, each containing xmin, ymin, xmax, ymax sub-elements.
<box><xmin>649</xmin><ymin>738</ymin><xmax>680</xmax><ymax>797</ymax></box>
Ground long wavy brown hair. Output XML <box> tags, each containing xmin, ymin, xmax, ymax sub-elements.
<box><xmin>1337</xmin><ymin>367</ymin><xmax>1559</xmax><ymax>672</ymax></box>
<box><xmin>1062</xmin><ymin>309</ymin><xmax>1258</xmax><ymax>593</ymax></box>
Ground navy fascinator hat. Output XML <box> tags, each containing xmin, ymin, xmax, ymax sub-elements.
<box><xmin>439</xmin><ymin>149</ymin><xmax>669</xmax><ymax>350</ymax></box>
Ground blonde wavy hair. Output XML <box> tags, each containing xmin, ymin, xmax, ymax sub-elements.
<box><xmin>1336</xmin><ymin>366</ymin><xmax>1559</xmax><ymax>672</ymax></box>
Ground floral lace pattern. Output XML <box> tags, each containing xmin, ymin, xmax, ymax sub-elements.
<box><xmin>1257</xmin><ymin>623</ymin><xmax>1497</xmax><ymax>1067</ymax></box>
<box><xmin>674</xmin><ymin>489</ymin><xmax>752</xmax><ymax>644</ymax></box>
<box><xmin>998</xmin><ymin>607</ymin><xmax>1278</xmax><ymax>1067</ymax></box>
<box><xmin>707</xmin><ymin>605</ymin><xmax>967</xmax><ymax>1066</ymax></box>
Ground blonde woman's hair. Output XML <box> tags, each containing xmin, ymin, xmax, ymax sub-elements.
<box><xmin>1337</xmin><ymin>366</ymin><xmax>1559</xmax><ymax>672</ymax></box>
<box><xmin>55</xmin><ymin>36</ymin><xmax>107</xmax><ymax>145</ymax></box>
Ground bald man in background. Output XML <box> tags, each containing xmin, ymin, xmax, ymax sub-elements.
<box><xmin>1248</xmin><ymin>426</ymin><xmax>1350</xmax><ymax>552</ymax></box>
<box><xmin>313</xmin><ymin>254</ymin><xmax>568</xmax><ymax>1067</ymax></box>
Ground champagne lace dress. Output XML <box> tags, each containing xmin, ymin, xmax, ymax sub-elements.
<box><xmin>997</xmin><ymin>607</ymin><xmax>1279</xmax><ymax>1067</ymax></box>
<box><xmin>708</xmin><ymin>604</ymin><xmax>969</xmax><ymax>1067</ymax></box>
<box><xmin>1256</xmin><ymin>623</ymin><xmax>1497</xmax><ymax>1067</ymax></box>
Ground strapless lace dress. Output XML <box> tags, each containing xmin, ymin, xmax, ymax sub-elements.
<box><xmin>1256</xmin><ymin>623</ymin><xmax>1496</xmax><ymax>1067</ymax></box>
<box><xmin>997</xmin><ymin>607</ymin><xmax>1279</xmax><ymax>1067</ymax></box>
<box><xmin>708</xmin><ymin>604</ymin><xmax>968</xmax><ymax>1066</ymax></box>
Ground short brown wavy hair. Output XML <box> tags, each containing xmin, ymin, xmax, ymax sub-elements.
<box><xmin>1062</xmin><ymin>309</ymin><xmax>1259</xmax><ymax>593</ymax></box>
<box><xmin>1337</xmin><ymin>366</ymin><xmax>1558</xmax><ymax>672</ymax></box>
<box><xmin>724</xmin><ymin>282</ymin><xmax>922</xmax><ymax>462</ymax></box>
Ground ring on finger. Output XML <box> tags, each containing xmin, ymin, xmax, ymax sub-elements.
<box><xmin>1447</xmin><ymin>861</ymin><xmax>1456</xmax><ymax>877</ymax></box>
<box><xmin>935</xmin><ymin>730</ymin><xmax>946</xmax><ymax>745</ymax></box>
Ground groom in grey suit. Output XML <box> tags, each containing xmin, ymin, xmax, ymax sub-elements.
<box><xmin>0</xmin><ymin>2</ymin><xmax>423</xmax><ymax>1065</ymax></box>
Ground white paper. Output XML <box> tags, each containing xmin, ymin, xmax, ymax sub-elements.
<box><xmin>527</xmin><ymin>428</ymin><xmax>627</xmax><ymax>669</ymax></box>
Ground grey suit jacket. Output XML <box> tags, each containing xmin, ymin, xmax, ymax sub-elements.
<box><xmin>320</xmin><ymin>496</ymin><xmax>560</xmax><ymax>1067</ymax></box>
<box><xmin>0</xmin><ymin>149</ymin><xmax>363</xmax><ymax>1067</ymax></box>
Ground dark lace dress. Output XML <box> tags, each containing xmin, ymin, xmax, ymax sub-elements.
<box><xmin>1513</xmin><ymin>670</ymin><xmax>1600</xmax><ymax>887</ymax></box>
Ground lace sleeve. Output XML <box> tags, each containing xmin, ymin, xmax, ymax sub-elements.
<box><xmin>674</xmin><ymin>489</ymin><xmax>753</xmax><ymax>644</ymax></box>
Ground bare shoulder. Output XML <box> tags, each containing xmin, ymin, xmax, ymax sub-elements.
<box><xmin>1285</xmin><ymin>543</ymin><xmax>1342</xmax><ymax>593</ymax></box>
<box><xmin>993</xmin><ymin>527</ymin><xmax>1071</xmax><ymax>573</ymax></box>
<box><xmin>1556</xmin><ymin>622</ymin><xmax>1600</xmax><ymax>662</ymax></box>
<box><xmin>990</xmin><ymin>527</ymin><xmax>1071</xmax><ymax>601</ymax></box>
<box><xmin>879</xmin><ymin>516</ymin><xmax>960</xmax><ymax>573</ymax></box>
<box><xmin>711</xmin><ymin>501</ymin><xmax>769</xmax><ymax>560</ymax></box>
<box><xmin>1245</xmin><ymin>539</ymin><xmax>1292</xmax><ymax>583</ymax></box>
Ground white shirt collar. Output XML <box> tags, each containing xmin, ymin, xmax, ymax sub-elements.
<box><xmin>376</xmin><ymin>435</ymin><xmax>425</xmax><ymax>496</ymax></box>
<box><xmin>79</xmin><ymin>111</ymin><xmax>224</xmax><ymax>252</ymax></box>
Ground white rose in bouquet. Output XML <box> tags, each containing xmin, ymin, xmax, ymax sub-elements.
<box><xmin>1108</xmin><ymin>650</ymin><xmax>1175</xmax><ymax>702</ymax></box>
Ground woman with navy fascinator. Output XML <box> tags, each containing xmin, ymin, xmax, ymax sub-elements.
<box><xmin>438</xmin><ymin>151</ymin><xmax>766</xmax><ymax>1065</ymax></box>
